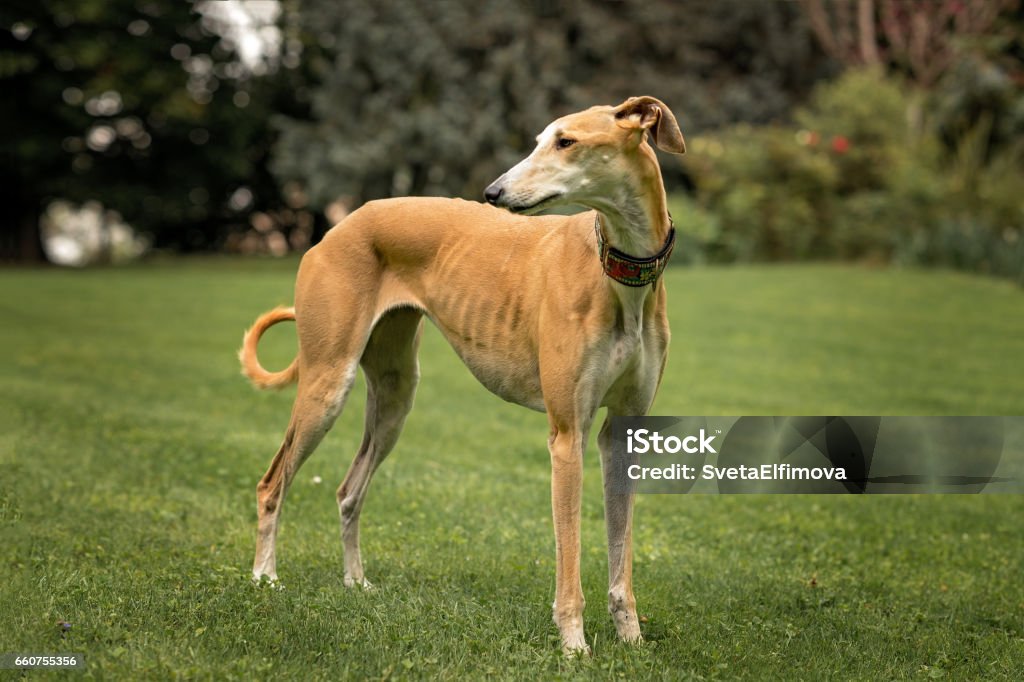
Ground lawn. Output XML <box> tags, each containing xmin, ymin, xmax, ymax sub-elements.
<box><xmin>1</xmin><ymin>259</ymin><xmax>1022</xmax><ymax>679</ymax></box>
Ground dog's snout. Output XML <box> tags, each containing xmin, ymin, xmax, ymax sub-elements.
<box><xmin>484</xmin><ymin>183</ymin><xmax>503</xmax><ymax>206</ymax></box>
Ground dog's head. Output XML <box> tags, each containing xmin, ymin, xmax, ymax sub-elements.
<box><xmin>484</xmin><ymin>96</ymin><xmax>685</xmax><ymax>214</ymax></box>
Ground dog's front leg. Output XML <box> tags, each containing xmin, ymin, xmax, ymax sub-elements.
<box><xmin>548</xmin><ymin>424</ymin><xmax>589</xmax><ymax>655</ymax></box>
<box><xmin>598</xmin><ymin>415</ymin><xmax>642</xmax><ymax>643</ymax></box>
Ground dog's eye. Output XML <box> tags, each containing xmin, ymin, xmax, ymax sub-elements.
<box><xmin>556</xmin><ymin>137</ymin><xmax>576</xmax><ymax>150</ymax></box>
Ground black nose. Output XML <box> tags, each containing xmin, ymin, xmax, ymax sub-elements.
<box><xmin>484</xmin><ymin>184</ymin><xmax>503</xmax><ymax>205</ymax></box>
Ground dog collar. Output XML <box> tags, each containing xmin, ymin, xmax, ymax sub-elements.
<box><xmin>594</xmin><ymin>215</ymin><xmax>676</xmax><ymax>287</ymax></box>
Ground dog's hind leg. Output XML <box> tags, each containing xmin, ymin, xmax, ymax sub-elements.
<box><xmin>336</xmin><ymin>307</ymin><xmax>423</xmax><ymax>588</ymax></box>
<box><xmin>252</xmin><ymin>361</ymin><xmax>359</xmax><ymax>583</ymax></box>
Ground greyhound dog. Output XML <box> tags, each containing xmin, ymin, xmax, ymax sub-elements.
<box><xmin>240</xmin><ymin>96</ymin><xmax>685</xmax><ymax>655</ymax></box>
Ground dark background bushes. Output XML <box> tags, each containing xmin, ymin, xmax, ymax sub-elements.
<box><xmin>2</xmin><ymin>0</ymin><xmax>1021</xmax><ymax>281</ymax></box>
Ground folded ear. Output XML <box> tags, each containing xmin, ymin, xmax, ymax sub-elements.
<box><xmin>613</xmin><ymin>96</ymin><xmax>686</xmax><ymax>154</ymax></box>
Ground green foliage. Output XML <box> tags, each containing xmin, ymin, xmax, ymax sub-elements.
<box><xmin>681</xmin><ymin>68</ymin><xmax>1024</xmax><ymax>281</ymax></box>
<box><xmin>0</xmin><ymin>0</ymin><xmax>289</xmax><ymax>259</ymax></box>
<box><xmin>1</xmin><ymin>261</ymin><xmax>1023</xmax><ymax>677</ymax></box>
<box><xmin>683</xmin><ymin>126</ymin><xmax>839</xmax><ymax>261</ymax></box>
<box><xmin>933</xmin><ymin>53</ymin><xmax>1024</xmax><ymax>164</ymax></box>
<box><xmin>795</xmin><ymin>67</ymin><xmax>908</xmax><ymax>193</ymax></box>
<box><xmin>272</xmin><ymin>0</ymin><xmax>828</xmax><ymax>208</ymax></box>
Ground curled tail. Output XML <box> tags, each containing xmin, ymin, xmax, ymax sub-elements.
<box><xmin>239</xmin><ymin>306</ymin><xmax>299</xmax><ymax>389</ymax></box>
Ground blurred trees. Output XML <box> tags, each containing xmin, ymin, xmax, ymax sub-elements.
<box><xmin>4</xmin><ymin>0</ymin><xmax>1019</xmax><ymax>279</ymax></box>
<box><xmin>4</xmin><ymin>0</ymin><xmax>830</xmax><ymax>262</ymax></box>
<box><xmin>0</xmin><ymin>0</ymin><xmax>291</xmax><ymax>263</ymax></box>
<box><xmin>799</xmin><ymin>0</ymin><xmax>1015</xmax><ymax>87</ymax></box>
<box><xmin>271</xmin><ymin>0</ymin><xmax>830</xmax><ymax>211</ymax></box>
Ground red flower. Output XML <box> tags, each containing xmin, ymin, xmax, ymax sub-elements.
<box><xmin>831</xmin><ymin>135</ymin><xmax>850</xmax><ymax>154</ymax></box>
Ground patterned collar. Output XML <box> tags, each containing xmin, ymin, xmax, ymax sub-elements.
<box><xmin>594</xmin><ymin>214</ymin><xmax>676</xmax><ymax>287</ymax></box>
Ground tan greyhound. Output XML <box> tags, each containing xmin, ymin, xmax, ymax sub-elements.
<box><xmin>240</xmin><ymin>96</ymin><xmax>685</xmax><ymax>655</ymax></box>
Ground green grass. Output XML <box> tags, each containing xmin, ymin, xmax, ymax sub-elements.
<box><xmin>1</xmin><ymin>259</ymin><xmax>1022</xmax><ymax>679</ymax></box>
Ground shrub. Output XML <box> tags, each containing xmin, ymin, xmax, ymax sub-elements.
<box><xmin>677</xmin><ymin>67</ymin><xmax>1024</xmax><ymax>282</ymax></box>
<box><xmin>795</xmin><ymin>67</ymin><xmax>908</xmax><ymax>194</ymax></box>
<box><xmin>683</xmin><ymin>125</ymin><xmax>839</xmax><ymax>261</ymax></box>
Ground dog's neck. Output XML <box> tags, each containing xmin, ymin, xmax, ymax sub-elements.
<box><xmin>593</xmin><ymin>158</ymin><xmax>671</xmax><ymax>259</ymax></box>
<box><xmin>590</xmin><ymin>161</ymin><xmax>671</xmax><ymax>330</ymax></box>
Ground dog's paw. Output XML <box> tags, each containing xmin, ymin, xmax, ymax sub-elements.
<box><xmin>612</xmin><ymin>616</ymin><xmax>643</xmax><ymax>644</ymax></box>
<box><xmin>343</xmin><ymin>574</ymin><xmax>374</xmax><ymax>590</ymax></box>
<box><xmin>252</xmin><ymin>573</ymin><xmax>284</xmax><ymax>590</ymax></box>
<box><xmin>619</xmin><ymin>631</ymin><xmax>643</xmax><ymax>646</ymax></box>
<box><xmin>561</xmin><ymin>640</ymin><xmax>592</xmax><ymax>658</ymax></box>
<box><xmin>559</xmin><ymin>629</ymin><xmax>591</xmax><ymax>658</ymax></box>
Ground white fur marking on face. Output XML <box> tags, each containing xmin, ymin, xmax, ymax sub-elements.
<box><xmin>535</xmin><ymin>122</ymin><xmax>558</xmax><ymax>150</ymax></box>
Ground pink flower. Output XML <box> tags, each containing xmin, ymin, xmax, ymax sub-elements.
<box><xmin>831</xmin><ymin>135</ymin><xmax>850</xmax><ymax>154</ymax></box>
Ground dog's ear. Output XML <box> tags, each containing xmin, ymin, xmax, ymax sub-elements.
<box><xmin>613</xmin><ymin>96</ymin><xmax>686</xmax><ymax>154</ymax></box>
